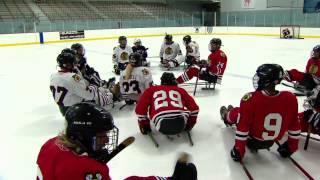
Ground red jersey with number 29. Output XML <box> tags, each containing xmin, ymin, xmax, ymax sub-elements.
<box><xmin>235</xmin><ymin>90</ymin><xmax>300</xmax><ymax>158</ymax></box>
<box><xmin>135</xmin><ymin>85</ymin><xmax>199</xmax><ymax>123</ymax></box>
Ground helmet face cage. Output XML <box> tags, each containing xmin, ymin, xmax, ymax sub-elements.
<box><xmin>183</xmin><ymin>35</ymin><xmax>191</xmax><ymax>46</ymax></box>
<box><xmin>252</xmin><ymin>73</ymin><xmax>260</xmax><ymax>90</ymax></box>
<box><xmin>165</xmin><ymin>35</ymin><xmax>173</xmax><ymax>45</ymax></box>
<box><xmin>312</xmin><ymin>45</ymin><xmax>320</xmax><ymax>58</ymax></box>
<box><xmin>92</xmin><ymin>126</ymin><xmax>119</xmax><ymax>154</ymax></box>
<box><xmin>209</xmin><ymin>38</ymin><xmax>222</xmax><ymax>51</ymax></box>
<box><xmin>134</xmin><ymin>39</ymin><xmax>142</xmax><ymax>46</ymax></box>
<box><xmin>119</xmin><ymin>36</ymin><xmax>127</xmax><ymax>46</ymax></box>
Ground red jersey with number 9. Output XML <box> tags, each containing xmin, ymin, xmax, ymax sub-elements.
<box><xmin>235</xmin><ymin>90</ymin><xmax>300</xmax><ymax>158</ymax></box>
<box><xmin>135</xmin><ymin>85</ymin><xmax>199</xmax><ymax>127</ymax></box>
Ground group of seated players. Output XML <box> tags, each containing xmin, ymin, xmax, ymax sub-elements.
<box><xmin>37</xmin><ymin>34</ymin><xmax>320</xmax><ymax>179</ymax></box>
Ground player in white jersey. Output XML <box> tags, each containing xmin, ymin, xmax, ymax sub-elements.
<box><xmin>112</xmin><ymin>36</ymin><xmax>133</xmax><ymax>75</ymax></box>
<box><xmin>183</xmin><ymin>35</ymin><xmax>200</xmax><ymax>67</ymax></box>
<box><xmin>159</xmin><ymin>34</ymin><xmax>183</xmax><ymax>70</ymax></box>
<box><xmin>50</xmin><ymin>52</ymin><xmax>114</xmax><ymax>115</ymax></box>
<box><xmin>120</xmin><ymin>53</ymin><xmax>153</xmax><ymax>104</ymax></box>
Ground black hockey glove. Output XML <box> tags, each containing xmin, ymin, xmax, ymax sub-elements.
<box><xmin>140</xmin><ymin>125</ymin><xmax>151</xmax><ymax>135</ymax></box>
<box><xmin>277</xmin><ymin>141</ymin><xmax>293</xmax><ymax>158</ymax></box>
<box><xmin>230</xmin><ymin>146</ymin><xmax>241</xmax><ymax>162</ymax></box>
<box><xmin>303</xmin><ymin>109</ymin><xmax>314</xmax><ymax>120</ymax></box>
<box><xmin>171</xmin><ymin>153</ymin><xmax>197</xmax><ymax>180</ymax></box>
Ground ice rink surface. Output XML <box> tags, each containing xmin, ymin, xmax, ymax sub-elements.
<box><xmin>0</xmin><ymin>34</ymin><xmax>319</xmax><ymax>180</ymax></box>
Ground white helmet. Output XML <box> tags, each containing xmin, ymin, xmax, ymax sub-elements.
<box><xmin>133</xmin><ymin>38</ymin><xmax>142</xmax><ymax>46</ymax></box>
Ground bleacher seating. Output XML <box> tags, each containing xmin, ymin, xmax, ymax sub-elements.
<box><xmin>0</xmin><ymin>0</ymin><xmax>191</xmax><ymax>22</ymax></box>
<box><xmin>37</xmin><ymin>1</ymin><xmax>103</xmax><ymax>21</ymax></box>
<box><xmin>0</xmin><ymin>0</ymin><xmax>36</xmax><ymax>22</ymax></box>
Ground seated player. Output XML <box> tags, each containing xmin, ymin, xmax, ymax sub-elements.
<box><xmin>36</xmin><ymin>102</ymin><xmax>198</xmax><ymax>180</ymax></box>
<box><xmin>282</xmin><ymin>28</ymin><xmax>292</xmax><ymax>39</ymax></box>
<box><xmin>176</xmin><ymin>38</ymin><xmax>227</xmax><ymax>85</ymax></box>
<box><xmin>132</xmin><ymin>38</ymin><xmax>149</xmax><ymax>66</ymax></box>
<box><xmin>71</xmin><ymin>43</ymin><xmax>107</xmax><ymax>87</ymax></box>
<box><xmin>284</xmin><ymin>45</ymin><xmax>320</xmax><ymax>91</ymax></box>
<box><xmin>113</xmin><ymin>36</ymin><xmax>133</xmax><ymax>75</ymax></box>
<box><xmin>219</xmin><ymin>64</ymin><xmax>300</xmax><ymax>161</ymax></box>
<box><xmin>183</xmin><ymin>35</ymin><xmax>200</xmax><ymax>67</ymax></box>
<box><xmin>135</xmin><ymin>72</ymin><xmax>199</xmax><ymax>135</ymax></box>
<box><xmin>50</xmin><ymin>52</ymin><xmax>116</xmax><ymax>115</ymax></box>
<box><xmin>298</xmin><ymin>85</ymin><xmax>320</xmax><ymax>135</ymax></box>
<box><xmin>159</xmin><ymin>34</ymin><xmax>183</xmax><ymax>70</ymax></box>
<box><xmin>119</xmin><ymin>53</ymin><xmax>153</xmax><ymax>105</ymax></box>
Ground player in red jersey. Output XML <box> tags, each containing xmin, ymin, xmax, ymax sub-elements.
<box><xmin>176</xmin><ymin>38</ymin><xmax>227</xmax><ymax>84</ymax></box>
<box><xmin>135</xmin><ymin>72</ymin><xmax>199</xmax><ymax>135</ymax></box>
<box><xmin>284</xmin><ymin>45</ymin><xmax>320</xmax><ymax>91</ymax></box>
<box><xmin>36</xmin><ymin>102</ymin><xmax>197</xmax><ymax>180</ymax></box>
<box><xmin>298</xmin><ymin>85</ymin><xmax>320</xmax><ymax>135</ymax></box>
<box><xmin>219</xmin><ymin>64</ymin><xmax>300</xmax><ymax>161</ymax></box>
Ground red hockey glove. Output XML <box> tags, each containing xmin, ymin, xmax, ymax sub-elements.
<box><xmin>138</xmin><ymin>119</ymin><xmax>151</xmax><ymax>135</ymax></box>
<box><xmin>230</xmin><ymin>146</ymin><xmax>242</xmax><ymax>162</ymax></box>
<box><xmin>185</xmin><ymin>118</ymin><xmax>196</xmax><ymax>131</ymax></box>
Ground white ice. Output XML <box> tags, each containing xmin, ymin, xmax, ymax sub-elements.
<box><xmin>0</xmin><ymin>34</ymin><xmax>319</xmax><ymax>180</ymax></box>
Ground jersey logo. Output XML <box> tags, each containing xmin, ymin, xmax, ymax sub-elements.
<box><xmin>72</xmin><ymin>74</ymin><xmax>81</xmax><ymax>82</ymax></box>
<box><xmin>120</xmin><ymin>52</ymin><xmax>129</xmax><ymax>60</ymax></box>
<box><xmin>220</xmin><ymin>52</ymin><xmax>226</xmax><ymax>58</ymax></box>
<box><xmin>85</xmin><ymin>172</ymin><xmax>103</xmax><ymax>180</ymax></box>
<box><xmin>242</xmin><ymin>93</ymin><xmax>252</xmax><ymax>101</ymax></box>
<box><xmin>165</xmin><ymin>47</ymin><xmax>173</xmax><ymax>55</ymax></box>
<box><xmin>186</xmin><ymin>46</ymin><xmax>193</xmax><ymax>53</ymax></box>
<box><xmin>142</xmin><ymin>68</ymin><xmax>150</xmax><ymax>75</ymax></box>
<box><xmin>309</xmin><ymin>64</ymin><xmax>318</xmax><ymax>75</ymax></box>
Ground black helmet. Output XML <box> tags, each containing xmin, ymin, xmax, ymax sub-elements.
<box><xmin>61</xmin><ymin>48</ymin><xmax>76</xmax><ymax>55</ymax></box>
<box><xmin>119</xmin><ymin>36</ymin><xmax>127</xmax><ymax>42</ymax></box>
<box><xmin>161</xmin><ymin>72</ymin><xmax>177</xmax><ymax>85</ymax></box>
<box><xmin>183</xmin><ymin>35</ymin><xmax>192</xmax><ymax>45</ymax></box>
<box><xmin>210</xmin><ymin>38</ymin><xmax>222</xmax><ymax>46</ymax></box>
<box><xmin>57</xmin><ymin>52</ymin><xmax>76</xmax><ymax>69</ymax></box>
<box><xmin>71</xmin><ymin>43</ymin><xmax>85</xmax><ymax>56</ymax></box>
<box><xmin>129</xmin><ymin>52</ymin><xmax>142</xmax><ymax>67</ymax></box>
<box><xmin>253</xmin><ymin>64</ymin><xmax>284</xmax><ymax>90</ymax></box>
<box><xmin>65</xmin><ymin>102</ymin><xmax>119</xmax><ymax>157</ymax></box>
<box><xmin>313</xmin><ymin>45</ymin><xmax>320</xmax><ymax>52</ymax></box>
<box><xmin>165</xmin><ymin>34</ymin><xmax>173</xmax><ymax>41</ymax></box>
<box><xmin>71</xmin><ymin>43</ymin><xmax>83</xmax><ymax>51</ymax></box>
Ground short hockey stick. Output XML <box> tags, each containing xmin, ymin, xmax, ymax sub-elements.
<box><xmin>148</xmin><ymin>133</ymin><xmax>159</xmax><ymax>148</ymax></box>
<box><xmin>240</xmin><ymin>160</ymin><xmax>254</xmax><ymax>180</ymax></box>
<box><xmin>186</xmin><ymin>131</ymin><xmax>194</xmax><ymax>146</ymax></box>
<box><xmin>119</xmin><ymin>103</ymin><xmax>127</xmax><ymax>110</ymax></box>
<box><xmin>193</xmin><ymin>70</ymin><xmax>200</xmax><ymax>96</ymax></box>
<box><xmin>275</xmin><ymin>141</ymin><xmax>315</xmax><ymax>180</ymax></box>
<box><xmin>301</xmin><ymin>133</ymin><xmax>320</xmax><ymax>142</ymax></box>
<box><xmin>304</xmin><ymin>125</ymin><xmax>312</xmax><ymax>150</ymax></box>
<box><xmin>104</xmin><ymin>136</ymin><xmax>135</xmax><ymax>163</ymax></box>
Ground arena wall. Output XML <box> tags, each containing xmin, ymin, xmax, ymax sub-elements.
<box><xmin>0</xmin><ymin>26</ymin><xmax>319</xmax><ymax>47</ymax></box>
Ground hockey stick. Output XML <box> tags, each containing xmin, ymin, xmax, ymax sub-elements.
<box><xmin>148</xmin><ymin>133</ymin><xmax>159</xmax><ymax>148</ymax></box>
<box><xmin>301</xmin><ymin>133</ymin><xmax>320</xmax><ymax>142</ymax></box>
<box><xmin>119</xmin><ymin>103</ymin><xmax>127</xmax><ymax>110</ymax></box>
<box><xmin>275</xmin><ymin>141</ymin><xmax>315</xmax><ymax>180</ymax></box>
<box><xmin>104</xmin><ymin>136</ymin><xmax>135</xmax><ymax>163</ymax></box>
<box><xmin>186</xmin><ymin>131</ymin><xmax>194</xmax><ymax>146</ymax></box>
<box><xmin>281</xmin><ymin>82</ymin><xmax>307</xmax><ymax>96</ymax></box>
<box><xmin>304</xmin><ymin>125</ymin><xmax>312</xmax><ymax>150</ymax></box>
<box><xmin>193</xmin><ymin>70</ymin><xmax>200</xmax><ymax>96</ymax></box>
<box><xmin>240</xmin><ymin>160</ymin><xmax>254</xmax><ymax>180</ymax></box>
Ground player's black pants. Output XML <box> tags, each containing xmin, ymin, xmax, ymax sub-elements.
<box><xmin>247</xmin><ymin>137</ymin><xmax>274</xmax><ymax>151</ymax></box>
<box><xmin>200</xmin><ymin>71</ymin><xmax>218</xmax><ymax>84</ymax></box>
<box><xmin>158</xmin><ymin>116</ymin><xmax>186</xmax><ymax>135</ymax></box>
